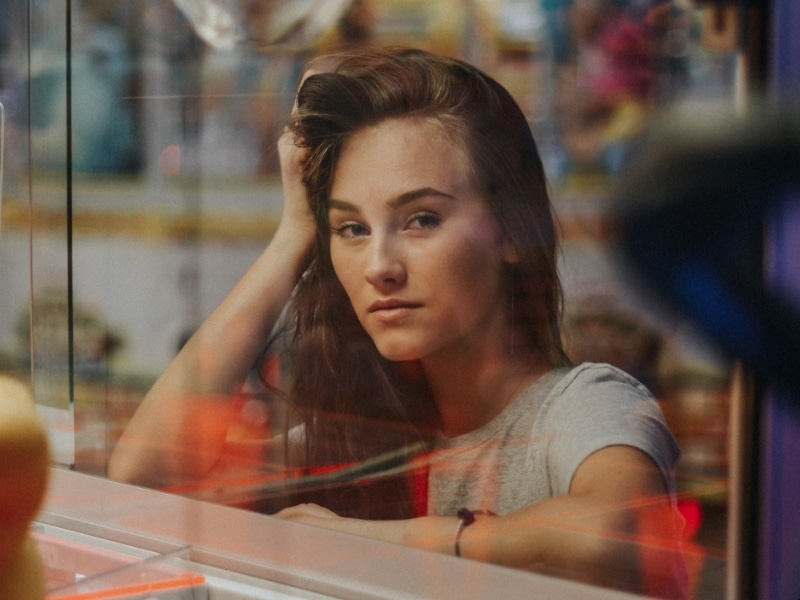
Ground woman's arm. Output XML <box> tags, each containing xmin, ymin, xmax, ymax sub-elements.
<box><xmin>108</xmin><ymin>130</ymin><xmax>315</xmax><ymax>488</ymax></box>
<box><xmin>276</xmin><ymin>446</ymin><xmax>686</xmax><ymax>598</ymax></box>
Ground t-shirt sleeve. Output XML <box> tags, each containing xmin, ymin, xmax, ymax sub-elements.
<box><xmin>541</xmin><ymin>363</ymin><xmax>680</xmax><ymax>497</ymax></box>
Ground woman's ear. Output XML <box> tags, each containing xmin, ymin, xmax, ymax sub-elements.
<box><xmin>502</xmin><ymin>240</ymin><xmax>519</xmax><ymax>264</ymax></box>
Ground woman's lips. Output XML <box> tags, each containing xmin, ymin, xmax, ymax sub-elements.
<box><xmin>368</xmin><ymin>299</ymin><xmax>422</xmax><ymax>322</ymax></box>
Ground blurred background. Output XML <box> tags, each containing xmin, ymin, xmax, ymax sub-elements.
<box><xmin>0</xmin><ymin>1</ymin><xmax>762</xmax><ymax>598</ymax></box>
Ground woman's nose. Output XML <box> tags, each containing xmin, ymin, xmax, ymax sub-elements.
<box><xmin>364</xmin><ymin>236</ymin><xmax>406</xmax><ymax>288</ymax></box>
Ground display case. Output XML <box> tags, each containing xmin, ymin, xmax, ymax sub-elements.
<box><xmin>2</xmin><ymin>1</ymin><xmax>798</xmax><ymax>598</ymax></box>
<box><xmin>33</xmin><ymin>529</ymin><xmax>205</xmax><ymax>600</ymax></box>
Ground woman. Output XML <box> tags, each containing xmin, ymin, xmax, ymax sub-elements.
<box><xmin>109</xmin><ymin>48</ymin><xmax>686</xmax><ymax>597</ymax></box>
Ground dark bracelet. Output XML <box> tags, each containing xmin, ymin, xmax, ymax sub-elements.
<box><xmin>454</xmin><ymin>508</ymin><xmax>495</xmax><ymax>557</ymax></box>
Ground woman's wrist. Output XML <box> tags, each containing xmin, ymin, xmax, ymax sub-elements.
<box><xmin>273</xmin><ymin>215</ymin><xmax>315</xmax><ymax>245</ymax></box>
<box><xmin>268</xmin><ymin>220</ymin><xmax>316</xmax><ymax>275</ymax></box>
<box><xmin>402</xmin><ymin>516</ymin><xmax>461</xmax><ymax>554</ymax></box>
<box><xmin>454</xmin><ymin>509</ymin><xmax>497</xmax><ymax>558</ymax></box>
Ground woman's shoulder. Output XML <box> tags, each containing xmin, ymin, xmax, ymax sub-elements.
<box><xmin>550</xmin><ymin>362</ymin><xmax>654</xmax><ymax>399</ymax></box>
<box><xmin>536</xmin><ymin>362</ymin><xmax>662</xmax><ymax>426</ymax></box>
<box><xmin>538</xmin><ymin>364</ymin><xmax>681</xmax><ymax>498</ymax></box>
<box><xmin>503</xmin><ymin>362</ymin><xmax>643</xmax><ymax>421</ymax></box>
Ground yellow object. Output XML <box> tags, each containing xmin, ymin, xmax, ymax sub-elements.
<box><xmin>0</xmin><ymin>375</ymin><xmax>49</xmax><ymax>600</ymax></box>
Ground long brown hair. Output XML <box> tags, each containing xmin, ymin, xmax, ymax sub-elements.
<box><xmin>276</xmin><ymin>47</ymin><xmax>564</xmax><ymax>518</ymax></box>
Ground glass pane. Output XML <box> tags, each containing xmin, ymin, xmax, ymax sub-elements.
<box><xmin>5</xmin><ymin>1</ymin><xmax>757</xmax><ymax>598</ymax></box>
<box><xmin>1</xmin><ymin>0</ymin><xmax>75</xmax><ymax>466</ymax></box>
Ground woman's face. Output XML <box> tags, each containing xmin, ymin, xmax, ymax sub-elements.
<box><xmin>328</xmin><ymin>117</ymin><xmax>513</xmax><ymax>364</ymax></box>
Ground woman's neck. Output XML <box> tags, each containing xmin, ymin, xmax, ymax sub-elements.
<box><xmin>421</xmin><ymin>344</ymin><xmax>549</xmax><ymax>438</ymax></box>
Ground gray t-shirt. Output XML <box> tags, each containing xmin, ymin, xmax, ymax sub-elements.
<box><xmin>427</xmin><ymin>362</ymin><xmax>680</xmax><ymax>516</ymax></box>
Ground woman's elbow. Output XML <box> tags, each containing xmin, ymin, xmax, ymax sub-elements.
<box><xmin>541</xmin><ymin>507</ymin><xmax>670</xmax><ymax>594</ymax></box>
<box><xmin>107</xmin><ymin>445</ymin><xmax>155</xmax><ymax>487</ymax></box>
<box><xmin>583</xmin><ymin>503</ymin><xmax>687</xmax><ymax>599</ymax></box>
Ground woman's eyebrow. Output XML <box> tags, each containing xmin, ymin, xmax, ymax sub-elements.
<box><xmin>328</xmin><ymin>198</ymin><xmax>360</xmax><ymax>213</ymax></box>
<box><xmin>328</xmin><ymin>188</ymin><xmax>454</xmax><ymax>213</ymax></box>
<box><xmin>387</xmin><ymin>187</ymin><xmax>454</xmax><ymax>209</ymax></box>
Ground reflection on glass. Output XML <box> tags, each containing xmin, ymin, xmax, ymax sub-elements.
<box><xmin>1</xmin><ymin>102</ymin><xmax>5</xmax><ymax>204</ymax></box>
<box><xmin>172</xmin><ymin>0</ymin><xmax>354</xmax><ymax>50</ymax></box>
<box><xmin>1</xmin><ymin>2</ymin><xmax>749</xmax><ymax>599</ymax></box>
<box><xmin>0</xmin><ymin>0</ymin><xmax>76</xmax><ymax>464</ymax></box>
<box><xmin>172</xmin><ymin>0</ymin><xmax>246</xmax><ymax>49</ymax></box>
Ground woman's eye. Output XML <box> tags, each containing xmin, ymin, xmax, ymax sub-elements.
<box><xmin>407</xmin><ymin>212</ymin><xmax>441</xmax><ymax>230</ymax></box>
<box><xmin>331</xmin><ymin>222</ymin><xmax>369</xmax><ymax>239</ymax></box>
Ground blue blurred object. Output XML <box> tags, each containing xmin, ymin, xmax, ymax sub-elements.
<box><xmin>613</xmin><ymin>101</ymin><xmax>800</xmax><ymax>600</ymax></box>
<box><xmin>613</xmin><ymin>105</ymin><xmax>800</xmax><ymax>403</ymax></box>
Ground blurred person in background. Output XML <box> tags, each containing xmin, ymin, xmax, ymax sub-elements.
<box><xmin>562</xmin><ymin>0</ymin><xmax>654</xmax><ymax>174</ymax></box>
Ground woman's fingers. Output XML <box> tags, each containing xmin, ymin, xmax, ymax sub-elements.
<box><xmin>274</xmin><ymin>503</ymin><xmax>339</xmax><ymax>521</ymax></box>
<box><xmin>277</xmin><ymin>128</ymin><xmax>314</xmax><ymax>230</ymax></box>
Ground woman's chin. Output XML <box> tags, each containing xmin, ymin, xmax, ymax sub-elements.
<box><xmin>373</xmin><ymin>341</ymin><xmax>425</xmax><ymax>363</ymax></box>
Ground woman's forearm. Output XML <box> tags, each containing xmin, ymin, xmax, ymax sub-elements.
<box><xmin>412</xmin><ymin>449</ymin><xmax>685</xmax><ymax>597</ymax></box>
<box><xmin>108</xmin><ymin>224</ymin><xmax>313</xmax><ymax>487</ymax></box>
<box><xmin>276</xmin><ymin>498</ymin><xmax>643</xmax><ymax>582</ymax></box>
<box><xmin>401</xmin><ymin>494</ymin><xmax>680</xmax><ymax>595</ymax></box>
<box><xmin>278</xmin><ymin>448</ymin><xmax>686</xmax><ymax>598</ymax></box>
<box><xmin>110</xmin><ymin>124</ymin><xmax>315</xmax><ymax>488</ymax></box>
<box><xmin>451</xmin><ymin>496</ymin><xmax>641</xmax><ymax>588</ymax></box>
<box><xmin>276</xmin><ymin>500</ymin><xmax>653</xmax><ymax>594</ymax></box>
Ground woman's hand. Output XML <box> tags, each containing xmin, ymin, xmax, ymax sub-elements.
<box><xmin>276</xmin><ymin>128</ymin><xmax>315</xmax><ymax>240</ymax></box>
<box><xmin>274</xmin><ymin>69</ymin><xmax>321</xmax><ymax>244</ymax></box>
<box><xmin>274</xmin><ymin>502</ymin><xmax>341</xmax><ymax>523</ymax></box>
<box><xmin>274</xmin><ymin>503</ymin><xmax>416</xmax><ymax>547</ymax></box>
